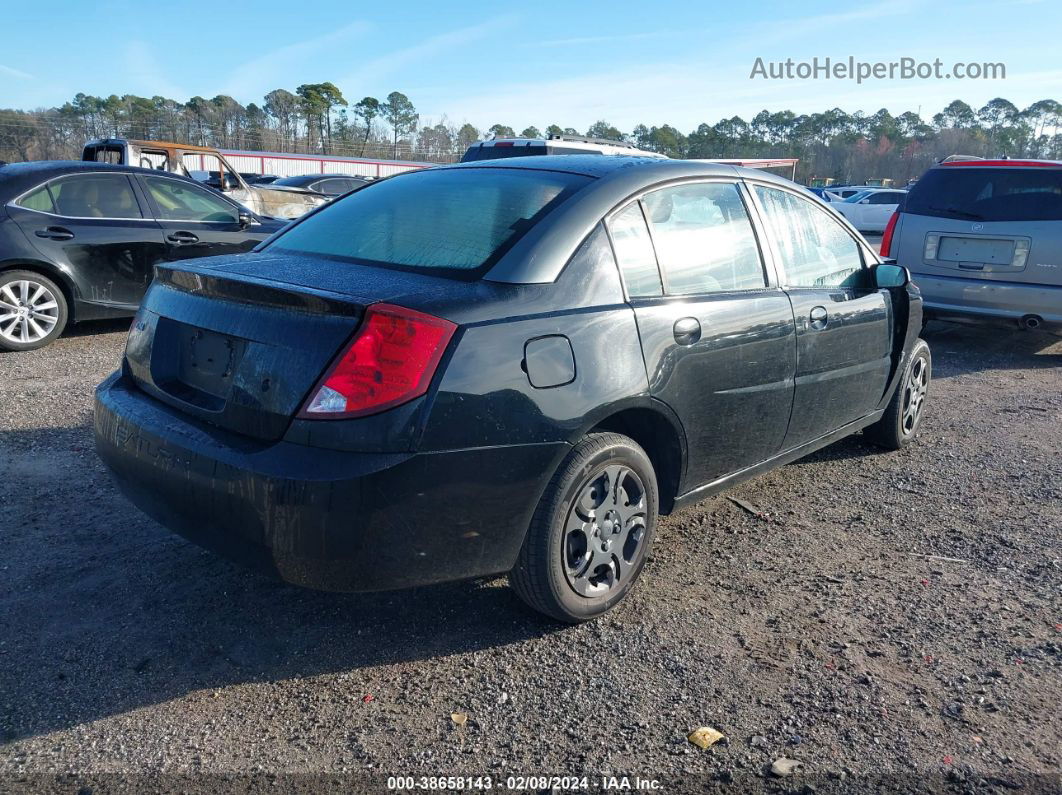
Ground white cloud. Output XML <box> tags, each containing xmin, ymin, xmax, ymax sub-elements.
<box><xmin>124</xmin><ymin>41</ymin><xmax>187</xmax><ymax>99</ymax></box>
<box><xmin>534</xmin><ymin>31</ymin><xmax>677</xmax><ymax>48</ymax></box>
<box><xmin>751</xmin><ymin>0</ymin><xmax>922</xmax><ymax>47</ymax></box>
<box><xmin>220</xmin><ymin>20</ymin><xmax>374</xmax><ymax>100</ymax></box>
<box><xmin>0</xmin><ymin>64</ymin><xmax>33</xmax><ymax>80</ymax></box>
<box><xmin>422</xmin><ymin>56</ymin><xmax>1053</xmax><ymax>133</ymax></box>
<box><xmin>339</xmin><ymin>15</ymin><xmax>518</xmax><ymax>92</ymax></box>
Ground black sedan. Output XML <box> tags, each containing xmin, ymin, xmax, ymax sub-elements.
<box><xmin>271</xmin><ymin>173</ymin><xmax>370</xmax><ymax>196</ymax></box>
<box><xmin>94</xmin><ymin>156</ymin><xmax>930</xmax><ymax>622</ymax></box>
<box><xmin>0</xmin><ymin>161</ymin><xmax>286</xmax><ymax>351</ymax></box>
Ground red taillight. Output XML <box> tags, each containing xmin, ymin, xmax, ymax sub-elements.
<box><xmin>880</xmin><ymin>211</ymin><xmax>900</xmax><ymax>258</ymax></box>
<box><xmin>300</xmin><ymin>303</ymin><xmax>456</xmax><ymax>419</ymax></box>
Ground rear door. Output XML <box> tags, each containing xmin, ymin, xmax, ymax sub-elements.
<box><xmin>897</xmin><ymin>165</ymin><xmax>1062</xmax><ymax>287</ymax></box>
<box><xmin>750</xmin><ymin>183</ymin><xmax>893</xmax><ymax>449</ymax></box>
<box><xmin>9</xmin><ymin>172</ymin><xmax>164</xmax><ymax>307</ymax></box>
<box><xmin>607</xmin><ymin>180</ymin><xmax>797</xmax><ymax>489</ymax></box>
<box><xmin>138</xmin><ymin>174</ymin><xmax>268</xmax><ymax>262</ymax></box>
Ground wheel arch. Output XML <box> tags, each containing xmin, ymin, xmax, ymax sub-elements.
<box><xmin>587</xmin><ymin>401</ymin><xmax>687</xmax><ymax>515</ymax></box>
<box><xmin>0</xmin><ymin>259</ymin><xmax>79</xmax><ymax>323</ymax></box>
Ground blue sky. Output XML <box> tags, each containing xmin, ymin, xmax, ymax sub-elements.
<box><xmin>2</xmin><ymin>0</ymin><xmax>1060</xmax><ymax>132</ymax></box>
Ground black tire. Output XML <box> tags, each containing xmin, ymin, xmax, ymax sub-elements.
<box><xmin>865</xmin><ymin>338</ymin><xmax>931</xmax><ymax>450</ymax></box>
<box><xmin>0</xmin><ymin>270</ymin><xmax>69</xmax><ymax>352</ymax></box>
<box><xmin>510</xmin><ymin>432</ymin><xmax>658</xmax><ymax>623</ymax></box>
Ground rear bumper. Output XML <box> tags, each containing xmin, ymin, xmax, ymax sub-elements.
<box><xmin>910</xmin><ymin>271</ymin><xmax>1062</xmax><ymax>331</ymax></box>
<box><xmin>94</xmin><ymin>371</ymin><xmax>567</xmax><ymax>592</ymax></box>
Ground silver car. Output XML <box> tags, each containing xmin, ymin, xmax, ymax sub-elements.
<box><xmin>884</xmin><ymin>159</ymin><xmax>1062</xmax><ymax>332</ymax></box>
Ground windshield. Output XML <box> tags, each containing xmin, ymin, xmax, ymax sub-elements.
<box><xmin>268</xmin><ymin>166</ymin><xmax>591</xmax><ymax>277</ymax></box>
<box><xmin>905</xmin><ymin>167</ymin><xmax>1062</xmax><ymax>221</ymax></box>
<box><xmin>844</xmin><ymin>190</ymin><xmax>873</xmax><ymax>203</ymax></box>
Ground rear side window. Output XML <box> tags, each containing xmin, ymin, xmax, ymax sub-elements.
<box><xmin>270</xmin><ymin>167</ymin><xmax>591</xmax><ymax>277</ymax></box>
<box><xmin>868</xmin><ymin>192</ymin><xmax>903</xmax><ymax>204</ymax></box>
<box><xmin>22</xmin><ymin>174</ymin><xmax>143</xmax><ymax>219</ymax></box>
<box><xmin>17</xmin><ymin>184</ymin><xmax>56</xmax><ymax>213</ymax></box>
<box><xmin>316</xmin><ymin>178</ymin><xmax>353</xmax><ymax>195</ymax></box>
<box><xmin>754</xmin><ymin>185</ymin><xmax>863</xmax><ymax>288</ymax></box>
<box><xmin>608</xmin><ymin>203</ymin><xmax>662</xmax><ymax>297</ymax></box>
<box><xmin>906</xmin><ymin>167</ymin><xmax>1062</xmax><ymax>221</ymax></box>
<box><xmin>642</xmin><ymin>182</ymin><xmax>765</xmax><ymax>294</ymax></box>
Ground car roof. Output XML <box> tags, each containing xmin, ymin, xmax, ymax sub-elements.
<box><xmin>442</xmin><ymin>154</ymin><xmax>801</xmax><ymax>185</ymax></box>
<box><xmin>935</xmin><ymin>158</ymin><xmax>1062</xmax><ymax>169</ymax></box>
<box><xmin>455</xmin><ymin>155</ymin><xmax>810</xmax><ymax>284</ymax></box>
<box><xmin>275</xmin><ymin>173</ymin><xmax>368</xmax><ymax>183</ymax></box>
<box><xmin>0</xmin><ymin>160</ymin><xmax>196</xmax><ymax>195</ymax></box>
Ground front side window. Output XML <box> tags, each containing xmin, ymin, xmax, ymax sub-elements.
<box><xmin>642</xmin><ymin>182</ymin><xmax>765</xmax><ymax>294</ymax></box>
<box><xmin>19</xmin><ymin>174</ymin><xmax>143</xmax><ymax>219</ymax></box>
<box><xmin>270</xmin><ymin>167</ymin><xmax>590</xmax><ymax>277</ymax></box>
<box><xmin>608</xmin><ymin>203</ymin><xmax>662</xmax><ymax>297</ymax></box>
<box><xmin>754</xmin><ymin>185</ymin><xmax>863</xmax><ymax>288</ymax></box>
<box><xmin>144</xmin><ymin>176</ymin><xmax>239</xmax><ymax>223</ymax></box>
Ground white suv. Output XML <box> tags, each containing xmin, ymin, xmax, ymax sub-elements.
<box><xmin>461</xmin><ymin>134</ymin><xmax>665</xmax><ymax>162</ymax></box>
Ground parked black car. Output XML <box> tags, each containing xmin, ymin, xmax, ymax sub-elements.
<box><xmin>0</xmin><ymin>161</ymin><xmax>286</xmax><ymax>351</ymax></box>
<box><xmin>271</xmin><ymin>173</ymin><xmax>371</xmax><ymax>197</ymax></box>
<box><xmin>95</xmin><ymin>156</ymin><xmax>929</xmax><ymax>622</ymax></box>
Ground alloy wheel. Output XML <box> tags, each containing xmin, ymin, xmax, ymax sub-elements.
<box><xmin>0</xmin><ymin>280</ymin><xmax>60</xmax><ymax>345</ymax></box>
<box><xmin>563</xmin><ymin>464</ymin><xmax>648</xmax><ymax>598</ymax></box>
<box><xmin>901</xmin><ymin>354</ymin><xmax>929</xmax><ymax>434</ymax></box>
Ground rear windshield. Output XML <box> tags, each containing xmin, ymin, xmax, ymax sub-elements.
<box><xmin>906</xmin><ymin>167</ymin><xmax>1062</xmax><ymax>222</ymax></box>
<box><xmin>268</xmin><ymin>166</ymin><xmax>591</xmax><ymax>277</ymax></box>
<box><xmin>460</xmin><ymin>144</ymin><xmax>549</xmax><ymax>162</ymax></box>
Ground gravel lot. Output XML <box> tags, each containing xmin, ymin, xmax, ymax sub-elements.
<box><xmin>1</xmin><ymin>314</ymin><xmax>1060</xmax><ymax>793</ymax></box>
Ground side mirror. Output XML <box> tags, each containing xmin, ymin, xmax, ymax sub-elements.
<box><xmin>238</xmin><ymin>211</ymin><xmax>254</xmax><ymax>228</ymax></box>
<box><xmin>873</xmin><ymin>262</ymin><xmax>910</xmax><ymax>288</ymax></box>
<box><xmin>859</xmin><ymin>198</ymin><xmax>870</xmax><ymax>204</ymax></box>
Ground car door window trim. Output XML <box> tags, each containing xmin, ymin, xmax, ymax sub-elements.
<box><xmin>603</xmin><ymin>199</ymin><xmax>665</xmax><ymax>301</ymax></box>
<box><xmin>744</xmin><ymin>179</ymin><xmax>878</xmax><ymax>289</ymax></box>
<box><xmin>139</xmin><ymin>173</ymin><xmax>243</xmax><ymax>224</ymax></box>
<box><xmin>605</xmin><ymin>177</ymin><xmax>783</xmax><ymax>301</ymax></box>
<box><xmin>10</xmin><ymin>172</ymin><xmax>150</xmax><ymax>222</ymax></box>
<box><xmin>640</xmin><ymin>180</ymin><xmax>771</xmax><ymax>296</ymax></box>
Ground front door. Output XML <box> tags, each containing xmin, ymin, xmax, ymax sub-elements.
<box><xmin>607</xmin><ymin>181</ymin><xmax>797</xmax><ymax>491</ymax></box>
<box><xmin>138</xmin><ymin>174</ymin><xmax>262</xmax><ymax>263</ymax></box>
<box><xmin>10</xmin><ymin>172</ymin><xmax>164</xmax><ymax>307</ymax></box>
<box><xmin>751</xmin><ymin>184</ymin><xmax>893</xmax><ymax>449</ymax></box>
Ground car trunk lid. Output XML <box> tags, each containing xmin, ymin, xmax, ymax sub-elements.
<box><xmin>125</xmin><ymin>262</ymin><xmax>367</xmax><ymax>441</ymax></box>
<box><xmin>896</xmin><ymin>215</ymin><xmax>1062</xmax><ymax>287</ymax></box>
<box><xmin>124</xmin><ymin>253</ymin><xmax>486</xmax><ymax>442</ymax></box>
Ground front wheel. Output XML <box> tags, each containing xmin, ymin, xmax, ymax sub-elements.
<box><xmin>510</xmin><ymin>433</ymin><xmax>658</xmax><ymax>623</ymax></box>
<box><xmin>0</xmin><ymin>270</ymin><xmax>69</xmax><ymax>352</ymax></box>
<box><xmin>865</xmin><ymin>338</ymin><xmax>931</xmax><ymax>450</ymax></box>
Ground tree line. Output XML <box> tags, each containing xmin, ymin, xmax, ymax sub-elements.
<box><xmin>1</xmin><ymin>86</ymin><xmax>1059</xmax><ymax>185</ymax></box>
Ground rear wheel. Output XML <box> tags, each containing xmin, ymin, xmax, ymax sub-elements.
<box><xmin>865</xmin><ymin>338</ymin><xmax>931</xmax><ymax>450</ymax></box>
<box><xmin>510</xmin><ymin>433</ymin><xmax>658</xmax><ymax>623</ymax></box>
<box><xmin>0</xmin><ymin>270</ymin><xmax>68</xmax><ymax>352</ymax></box>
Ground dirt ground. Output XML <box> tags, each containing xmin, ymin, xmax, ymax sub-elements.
<box><xmin>0</xmin><ymin>317</ymin><xmax>1059</xmax><ymax>794</ymax></box>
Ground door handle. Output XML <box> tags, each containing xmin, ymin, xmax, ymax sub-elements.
<box><xmin>35</xmin><ymin>226</ymin><xmax>74</xmax><ymax>241</ymax></box>
<box><xmin>809</xmin><ymin>305</ymin><xmax>829</xmax><ymax>329</ymax></box>
<box><xmin>673</xmin><ymin>316</ymin><xmax>701</xmax><ymax>345</ymax></box>
<box><xmin>166</xmin><ymin>231</ymin><xmax>200</xmax><ymax>244</ymax></box>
